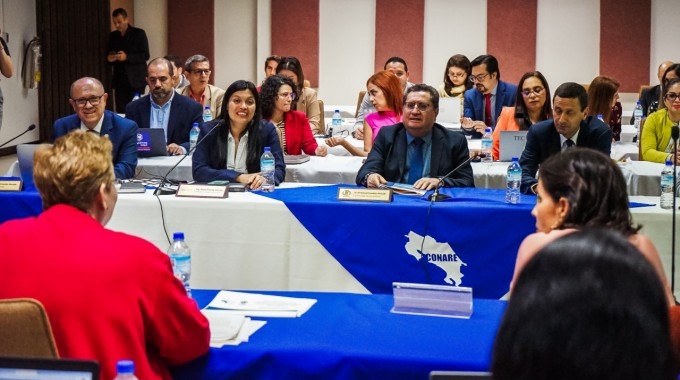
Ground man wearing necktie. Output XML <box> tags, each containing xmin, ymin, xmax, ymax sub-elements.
<box><xmin>357</xmin><ymin>84</ymin><xmax>474</xmax><ymax>190</ymax></box>
<box><xmin>53</xmin><ymin>77</ymin><xmax>139</xmax><ymax>179</ymax></box>
<box><xmin>461</xmin><ymin>55</ymin><xmax>517</xmax><ymax>139</ymax></box>
<box><xmin>519</xmin><ymin>82</ymin><xmax>612</xmax><ymax>194</ymax></box>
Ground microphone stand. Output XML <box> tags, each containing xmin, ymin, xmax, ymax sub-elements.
<box><xmin>671</xmin><ymin>125</ymin><xmax>679</xmax><ymax>293</ymax></box>
<box><xmin>428</xmin><ymin>156</ymin><xmax>472</xmax><ymax>202</ymax></box>
<box><xmin>154</xmin><ymin>119</ymin><xmax>223</xmax><ymax>196</ymax></box>
<box><xmin>0</xmin><ymin>124</ymin><xmax>36</xmax><ymax>149</ymax></box>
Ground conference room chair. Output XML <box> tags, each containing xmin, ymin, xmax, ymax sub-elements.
<box><xmin>639</xmin><ymin>85</ymin><xmax>652</xmax><ymax>99</ymax></box>
<box><xmin>0</xmin><ymin>298</ymin><xmax>59</xmax><ymax>358</ymax></box>
<box><xmin>318</xmin><ymin>99</ymin><xmax>326</xmax><ymax>135</ymax></box>
<box><xmin>355</xmin><ymin>90</ymin><xmax>366</xmax><ymax>118</ymax></box>
<box><xmin>638</xmin><ymin>117</ymin><xmax>647</xmax><ymax>160</ymax></box>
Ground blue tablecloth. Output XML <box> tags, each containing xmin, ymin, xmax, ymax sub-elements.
<box><xmin>256</xmin><ymin>186</ymin><xmax>536</xmax><ymax>298</ymax></box>
<box><xmin>172</xmin><ymin>289</ymin><xmax>506</xmax><ymax>380</ymax></box>
<box><xmin>0</xmin><ymin>189</ymin><xmax>42</xmax><ymax>225</ymax></box>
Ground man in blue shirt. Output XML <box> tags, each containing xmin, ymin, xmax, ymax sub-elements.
<box><xmin>125</xmin><ymin>58</ymin><xmax>203</xmax><ymax>155</ymax></box>
<box><xmin>462</xmin><ymin>55</ymin><xmax>517</xmax><ymax>138</ymax></box>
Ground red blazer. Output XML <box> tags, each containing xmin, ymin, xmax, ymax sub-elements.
<box><xmin>283</xmin><ymin>110</ymin><xmax>319</xmax><ymax>155</ymax></box>
<box><xmin>0</xmin><ymin>205</ymin><xmax>210</xmax><ymax>380</ymax></box>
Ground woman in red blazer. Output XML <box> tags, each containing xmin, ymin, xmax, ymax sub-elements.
<box><xmin>260</xmin><ymin>74</ymin><xmax>327</xmax><ymax>156</ymax></box>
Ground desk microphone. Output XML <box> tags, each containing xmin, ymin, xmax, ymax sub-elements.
<box><xmin>0</xmin><ymin>124</ymin><xmax>36</xmax><ymax>148</ymax></box>
<box><xmin>428</xmin><ymin>156</ymin><xmax>472</xmax><ymax>202</ymax></box>
<box><xmin>671</xmin><ymin>124</ymin><xmax>679</xmax><ymax>292</ymax></box>
<box><xmin>154</xmin><ymin>119</ymin><xmax>224</xmax><ymax>196</ymax></box>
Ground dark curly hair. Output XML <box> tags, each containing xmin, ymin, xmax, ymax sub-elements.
<box><xmin>539</xmin><ymin>148</ymin><xmax>640</xmax><ymax>236</ymax></box>
<box><xmin>260</xmin><ymin>74</ymin><xmax>298</xmax><ymax>120</ymax></box>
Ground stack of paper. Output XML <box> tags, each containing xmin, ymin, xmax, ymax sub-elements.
<box><xmin>201</xmin><ymin>309</ymin><xmax>266</xmax><ymax>347</ymax></box>
<box><xmin>205</xmin><ymin>291</ymin><xmax>317</xmax><ymax>318</ymax></box>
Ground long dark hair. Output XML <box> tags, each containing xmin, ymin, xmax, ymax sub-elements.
<box><xmin>213</xmin><ymin>80</ymin><xmax>265</xmax><ymax>174</ymax></box>
<box><xmin>442</xmin><ymin>54</ymin><xmax>472</xmax><ymax>95</ymax></box>
<box><xmin>260</xmin><ymin>74</ymin><xmax>298</xmax><ymax>120</ymax></box>
<box><xmin>539</xmin><ymin>148</ymin><xmax>640</xmax><ymax>236</ymax></box>
<box><xmin>514</xmin><ymin>71</ymin><xmax>552</xmax><ymax>130</ymax></box>
<box><xmin>276</xmin><ymin>56</ymin><xmax>305</xmax><ymax>93</ymax></box>
<box><xmin>587</xmin><ymin>75</ymin><xmax>620</xmax><ymax>121</ymax></box>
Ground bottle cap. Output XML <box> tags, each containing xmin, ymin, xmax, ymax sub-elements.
<box><xmin>116</xmin><ymin>360</ymin><xmax>134</xmax><ymax>374</ymax></box>
<box><xmin>205</xmin><ymin>106</ymin><xmax>210</xmax><ymax>109</ymax></box>
<box><xmin>173</xmin><ymin>232</ymin><xmax>185</xmax><ymax>241</ymax></box>
<box><xmin>264</xmin><ymin>147</ymin><xmax>271</xmax><ymax>152</ymax></box>
<box><xmin>335</xmin><ymin>109</ymin><xmax>339</xmax><ymax>112</ymax></box>
<box><xmin>511</xmin><ymin>157</ymin><xmax>519</xmax><ymax>162</ymax></box>
<box><xmin>192</xmin><ymin>122</ymin><xmax>198</xmax><ymax>127</ymax></box>
<box><xmin>485</xmin><ymin>127</ymin><xmax>491</xmax><ymax>133</ymax></box>
<box><xmin>666</xmin><ymin>159</ymin><xmax>673</xmax><ymax>165</ymax></box>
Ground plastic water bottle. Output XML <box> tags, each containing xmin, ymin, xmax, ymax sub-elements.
<box><xmin>114</xmin><ymin>360</ymin><xmax>139</xmax><ymax>380</ymax></box>
<box><xmin>132</xmin><ymin>93</ymin><xmax>140</xmax><ymax>102</ymax></box>
<box><xmin>633</xmin><ymin>101</ymin><xmax>643</xmax><ymax>145</ymax></box>
<box><xmin>167</xmin><ymin>232</ymin><xmax>192</xmax><ymax>297</ymax></box>
<box><xmin>189</xmin><ymin>123</ymin><xmax>200</xmax><ymax>154</ymax></box>
<box><xmin>260</xmin><ymin>147</ymin><xmax>276</xmax><ymax>192</ymax></box>
<box><xmin>505</xmin><ymin>157</ymin><xmax>521</xmax><ymax>204</ymax></box>
<box><xmin>330</xmin><ymin>109</ymin><xmax>342</xmax><ymax>137</ymax></box>
<box><xmin>203</xmin><ymin>106</ymin><xmax>212</xmax><ymax>122</ymax></box>
<box><xmin>481</xmin><ymin>127</ymin><xmax>493</xmax><ymax>162</ymax></box>
<box><xmin>661</xmin><ymin>159</ymin><xmax>674</xmax><ymax>209</ymax></box>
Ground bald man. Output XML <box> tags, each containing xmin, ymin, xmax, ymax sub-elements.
<box><xmin>53</xmin><ymin>77</ymin><xmax>139</xmax><ymax>179</ymax></box>
<box><xmin>634</xmin><ymin>60</ymin><xmax>674</xmax><ymax>122</ymax></box>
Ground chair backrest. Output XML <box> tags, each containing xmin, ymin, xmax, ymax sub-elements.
<box><xmin>318</xmin><ymin>99</ymin><xmax>326</xmax><ymax>135</ymax></box>
<box><xmin>355</xmin><ymin>90</ymin><xmax>366</xmax><ymax>118</ymax></box>
<box><xmin>638</xmin><ymin>117</ymin><xmax>646</xmax><ymax>160</ymax></box>
<box><xmin>639</xmin><ymin>85</ymin><xmax>652</xmax><ymax>99</ymax></box>
<box><xmin>0</xmin><ymin>298</ymin><xmax>58</xmax><ymax>358</ymax></box>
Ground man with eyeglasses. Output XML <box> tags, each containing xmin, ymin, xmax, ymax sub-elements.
<box><xmin>462</xmin><ymin>55</ymin><xmax>517</xmax><ymax>138</ymax></box>
<box><xmin>519</xmin><ymin>82</ymin><xmax>611</xmax><ymax>194</ymax></box>
<box><xmin>356</xmin><ymin>84</ymin><xmax>474</xmax><ymax>189</ymax></box>
<box><xmin>53</xmin><ymin>77</ymin><xmax>138</xmax><ymax>179</ymax></box>
<box><xmin>125</xmin><ymin>58</ymin><xmax>203</xmax><ymax>155</ymax></box>
<box><xmin>178</xmin><ymin>55</ymin><xmax>225</xmax><ymax>118</ymax></box>
<box><xmin>354</xmin><ymin>56</ymin><xmax>414</xmax><ymax>139</ymax></box>
<box><xmin>107</xmin><ymin>8</ymin><xmax>150</xmax><ymax>113</ymax></box>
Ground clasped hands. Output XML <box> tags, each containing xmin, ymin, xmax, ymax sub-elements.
<box><xmin>366</xmin><ymin>173</ymin><xmax>441</xmax><ymax>190</ymax></box>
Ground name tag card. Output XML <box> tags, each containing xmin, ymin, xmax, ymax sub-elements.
<box><xmin>177</xmin><ymin>183</ymin><xmax>229</xmax><ymax>198</ymax></box>
<box><xmin>337</xmin><ymin>187</ymin><xmax>392</xmax><ymax>202</ymax></box>
<box><xmin>391</xmin><ymin>282</ymin><xmax>473</xmax><ymax>319</ymax></box>
<box><xmin>0</xmin><ymin>177</ymin><xmax>23</xmax><ymax>192</ymax></box>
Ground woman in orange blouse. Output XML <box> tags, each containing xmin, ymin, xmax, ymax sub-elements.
<box><xmin>492</xmin><ymin>71</ymin><xmax>552</xmax><ymax>160</ymax></box>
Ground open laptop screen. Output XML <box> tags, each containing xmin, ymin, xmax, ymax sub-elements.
<box><xmin>0</xmin><ymin>357</ymin><xmax>99</xmax><ymax>380</ymax></box>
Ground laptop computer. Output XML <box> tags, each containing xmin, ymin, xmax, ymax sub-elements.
<box><xmin>437</xmin><ymin>97</ymin><xmax>463</xmax><ymax>124</ymax></box>
<box><xmin>17</xmin><ymin>144</ymin><xmax>41</xmax><ymax>190</ymax></box>
<box><xmin>0</xmin><ymin>356</ymin><xmax>99</xmax><ymax>379</ymax></box>
<box><xmin>136</xmin><ymin>128</ymin><xmax>168</xmax><ymax>157</ymax></box>
<box><xmin>499</xmin><ymin>130</ymin><xmax>528</xmax><ymax>162</ymax></box>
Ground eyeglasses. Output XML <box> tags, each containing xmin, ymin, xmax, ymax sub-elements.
<box><xmin>191</xmin><ymin>69</ymin><xmax>211</xmax><ymax>76</ymax></box>
<box><xmin>148</xmin><ymin>76</ymin><xmax>170</xmax><ymax>84</ymax></box>
<box><xmin>665</xmin><ymin>93</ymin><xmax>680</xmax><ymax>102</ymax></box>
<box><xmin>277</xmin><ymin>92</ymin><xmax>296</xmax><ymax>101</ymax></box>
<box><xmin>73</xmin><ymin>94</ymin><xmax>105</xmax><ymax>107</ymax></box>
<box><xmin>448</xmin><ymin>72</ymin><xmax>467</xmax><ymax>79</ymax></box>
<box><xmin>521</xmin><ymin>87</ymin><xmax>545</xmax><ymax>97</ymax></box>
<box><xmin>404</xmin><ymin>102</ymin><xmax>432</xmax><ymax>111</ymax></box>
<box><xmin>469</xmin><ymin>73</ymin><xmax>490</xmax><ymax>83</ymax></box>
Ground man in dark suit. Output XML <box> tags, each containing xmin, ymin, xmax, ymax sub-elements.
<box><xmin>53</xmin><ymin>77</ymin><xmax>138</xmax><ymax>179</ymax></box>
<box><xmin>631</xmin><ymin>60</ymin><xmax>674</xmax><ymax>123</ymax></box>
<box><xmin>356</xmin><ymin>84</ymin><xmax>474</xmax><ymax>189</ymax></box>
<box><xmin>125</xmin><ymin>57</ymin><xmax>203</xmax><ymax>155</ymax></box>
<box><xmin>107</xmin><ymin>8</ymin><xmax>150</xmax><ymax>113</ymax></box>
<box><xmin>462</xmin><ymin>55</ymin><xmax>517</xmax><ymax>138</ymax></box>
<box><xmin>519</xmin><ymin>82</ymin><xmax>612</xmax><ymax>194</ymax></box>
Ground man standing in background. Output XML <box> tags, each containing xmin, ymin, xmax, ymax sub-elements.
<box><xmin>107</xmin><ymin>8</ymin><xmax>149</xmax><ymax>113</ymax></box>
<box><xmin>0</xmin><ymin>29</ymin><xmax>13</xmax><ymax>132</ymax></box>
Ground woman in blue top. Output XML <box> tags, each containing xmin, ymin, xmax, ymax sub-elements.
<box><xmin>192</xmin><ymin>80</ymin><xmax>285</xmax><ymax>189</ymax></box>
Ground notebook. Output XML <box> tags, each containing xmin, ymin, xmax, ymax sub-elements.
<box><xmin>0</xmin><ymin>356</ymin><xmax>99</xmax><ymax>380</ymax></box>
<box><xmin>284</xmin><ymin>154</ymin><xmax>311</xmax><ymax>165</ymax></box>
<box><xmin>437</xmin><ymin>97</ymin><xmax>463</xmax><ymax>124</ymax></box>
<box><xmin>499</xmin><ymin>130</ymin><xmax>528</xmax><ymax>162</ymax></box>
<box><xmin>17</xmin><ymin>143</ymin><xmax>41</xmax><ymax>190</ymax></box>
<box><xmin>137</xmin><ymin>128</ymin><xmax>168</xmax><ymax>157</ymax></box>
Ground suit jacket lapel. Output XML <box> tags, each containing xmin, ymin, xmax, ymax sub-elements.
<box><xmin>100</xmin><ymin>111</ymin><xmax>112</xmax><ymax>137</ymax></box>
<box><xmin>393</xmin><ymin>127</ymin><xmax>407</xmax><ymax>180</ymax></box>
<box><xmin>430</xmin><ymin>126</ymin><xmax>444</xmax><ymax>175</ymax></box>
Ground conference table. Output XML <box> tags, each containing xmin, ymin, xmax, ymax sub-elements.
<box><xmin>2</xmin><ymin>184</ymin><xmax>680</xmax><ymax>300</ymax></box>
<box><xmin>170</xmin><ymin>289</ymin><xmax>505</xmax><ymax>379</ymax></box>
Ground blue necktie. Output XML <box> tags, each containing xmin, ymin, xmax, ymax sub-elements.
<box><xmin>408</xmin><ymin>138</ymin><xmax>424</xmax><ymax>184</ymax></box>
